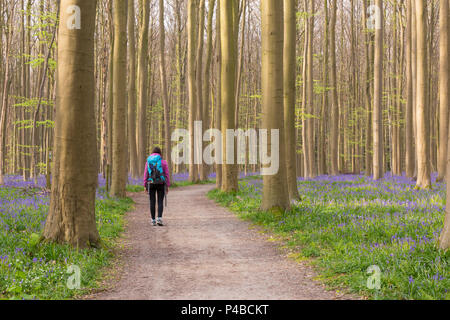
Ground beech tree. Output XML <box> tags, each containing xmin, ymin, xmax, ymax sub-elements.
<box><xmin>373</xmin><ymin>0</ymin><xmax>384</xmax><ymax>180</ymax></box>
<box><xmin>305</xmin><ymin>0</ymin><xmax>315</xmax><ymax>179</ymax></box>
<box><xmin>284</xmin><ymin>0</ymin><xmax>300</xmax><ymax>200</ymax></box>
<box><xmin>437</xmin><ymin>0</ymin><xmax>449</xmax><ymax>182</ymax></box>
<box><xmin>159</xmin><ymin>0</ymin><xmax>172</xmax><ymax>183</ymax></box>
<box><xmin>261</xmin><ymin>0</ymin><xmax>290</xmax><ymax>212</ymax></box>
<box><xmin>110</xmin><ymin>0</ymin><xmax>128</xmax><ymax>198</ymax></box>
<box><xmin>43</xmin><ymin>0</ymin><xmax>100</xmax><ymax>248</ymax></box>
<box><xmin>187</xmin><ymin>0</ymin><xmax>199</xmax><ymax>183</ymax></box>
<box><xmin>329</xmin><ymin>0</ymin><xmax>339</xmax><ymax>176</ymax></box>
<box><xmin>0</xmin><ymin>1</ymin><xmax>15</xmax><ymax>185</ymax></box>
<box><xmin>415</xmin><ymin>0</ymin><xmax>431</xmax><ymax>189</ymax></box>
<box><xmin>440</xmin><ymin>0</ymin><xmax>450</xmax><ymax>250</ymax></box>
<box><xmin>196</xmin><ymin>0</ymin><xmax>206</xmax><ymax>181</ymax></box>
<box><xmin>128</xmin><ymin>0</ymin><xmax>138</xmax><ymax>179</ymax></box>
<box><xmin>215</xmin><ymin>1</ymin><xmax>222</xmax><ymax>190</ymax></box>
<box><xmin>405</xmin><ymin>0</ymin><xmax>415</xmax><ymax>178</ymax></box>
<box><xmin>362</xmin><ymin>0</ymin><xmax>372</xmax><ymax>177</ymax></box>
<box><xmin>202</xmin><ymin>0</ymin><xmax>216</xmax><ymax>181</ymax></box>
<box><xmin>137</xmin><ymin>0</ymin><xmax>150</xmax><ymax>176</ymax></box>
<box><xmin>220</xmin><ymin>0</ymin><xmax>239</xmax><ymax>192</ymax></box>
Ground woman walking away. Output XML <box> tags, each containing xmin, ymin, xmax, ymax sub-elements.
<box><xmin>143</xmin><ymin>147</ymin><xmax>170</xmax><ymax>226</ymax></box>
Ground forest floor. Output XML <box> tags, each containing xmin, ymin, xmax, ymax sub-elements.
<box><xmin>0</xmin><ymin>176</ymin><xmax>134</xmax><ymax>300</ymax></box>
<box><xmin>86</xmin><ymin>184</ymin><xmax>355</xmax><ymax>300</ymax></box>
<box><xmin>208</xmin><ymin>175</ymin><xmax>450</xmax><ymax>300</ymax></box>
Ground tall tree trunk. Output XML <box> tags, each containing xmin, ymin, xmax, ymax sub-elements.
<box><xmin>412</xmin><ymin>0</ymin><xmax>418</xmax><ymax>179</ymax></box>
<box><xmin>396</xmin><ymin>4</ymin><xmax>404</xmax><ymax>176</ymax></box>
<box><xmin>301</xmin><ymin>0</ymin><xmax>309</xmax><ymax>177</ymax></box>
<box><xmin>350</xmin><ymin>0</ymin><xmax>357</xmax><ymax>174</ymax></box>
<box><xmin>405</xmin><ymin>0</ymin><xmax>415</xmax><ymax>178</ymax></box>
<box><xmin>137</xmin><ymin>0</ymin><xmax>150</xmax><ymax>179</ymax></box>
<box><xmin>363</xmin><ymin>0</ymin><xmax>373</xmax><ymax>176</ymax></box>
<box><xmin>110</xmin><ymin>0</ymin><xmax>128</xmax><ymax>198</ymax></box>
<box><xmin>174</xmin><ymin>0</ymin><xmax>182</xmax><ymax>174</ymax></box>
<box><xmin>440</xmin><ymin>0</ymin><xmax>450</xmax><ymax>249</ymax></box>
<box><xmin>159</xmin><ymin>0</ymin><xmax>173</xmax><ymax>184</ymax></box>
<box><xmin>391</xmin><ymin>1</ymin><xmax>399</xmax><ymax>176</ymax></box>
<box><xmin>306</xmin><ymin>0</ymin><xmax>315</xmax><ymax>178</ymax></box>
<box><xmin>319</xmin><ymin>0</ymin><xmax>328</xmax><ymax>176</ymax></box>
<box><xmin>128</xmin><ymin>0</ymin><xmax>138</xmax><ymax>179</ymax></box>
<box><xmin>43</xmin><ymin>0</ymin><xmax>100</xmax><ymax>248</ymax></box>
<box><xmin>261</xmin><ymin>0</ymin><xmax>290</xmax><ymax>212</ymax></box>
<box><xmin>101</xmin><ymin>2</ymin><xmax>110</xmax><ymax>179</ymax></box>
<box><xmin>415</xmin><ymin>0</ymin><xmax>431</xmax><ymax>189</ymax></box>
<box><xmin>188</xmin><ymin>0</ymin><xmax>199</xmax><ymax>183</ymax></box>
<box><xmin>196</xmin><ymin>0</ymin><xmax>206</xmax><ymax>181</ymax></box>
<box><xmin>202</xmin><ymin>0</ymin><xmax>216</xmax><ymax>180</ymax></box>
<box><xmin>329</xmin><ymin>0</ymin><xmax>339</xmax><ymax>175</ymax></box>
<box><xmin>0</xmin><ymin>10</ymin><xmax>12</xmax><ymax>185</ymax></box>
<box><xmin>235</xmin><ymin>0</ymin><xmax>247</xmax><ymax>129</ymax></box>
<box><xmin>373</xmin><ymin>0</ymin><xmax>384</xmax><ymax>180</ymax></box>
<box><xmin>284</xmin><ymin>0</ymin><xmax>300</xmax><ymax>201</ymax></box>
<box><xmin>441</xmin><ymin>0</ymin><xmax>450</xmax><ymax>248</ymax></box>
<box><xmin>18</xmin><ymin>0</ymin><xmax>26</xmax><ymax>178</ymax></box>
<box><xmin>22</xmin><ymin>0</ymin><xmax>32</xmax><ymax>181</ymax></box>
<box><xmin>220</xmin><ymin>0</ymin><xmax>239</xmax><ymax>192</ymax></box>
<box><xmin>106</xmin><ymin>0</ymin><xmax>114</xmax><ymax>190</ymax></box>
<box><xmin>437</xmin><ymin>0</ymin><xmax>449</xmax><ymax>182</ymax></box>
<box><xmin>215</xmin><ymin>1</ymin><xmax>223</xmax><ymax>189</ymax></box>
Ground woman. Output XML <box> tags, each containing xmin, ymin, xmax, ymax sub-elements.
<box><xmin>143</xmin><ymin>147</ymin><xmax>170</xmax><ymax>226</ymax></box>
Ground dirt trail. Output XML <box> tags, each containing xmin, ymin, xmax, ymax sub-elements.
<box><xmin>89</xmin><ymin>184</ymin><xmax>355</xmax><ymax>300</ymax></box>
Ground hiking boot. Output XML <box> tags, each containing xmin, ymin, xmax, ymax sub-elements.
<box><xmin>151</xmin><ymin>219</ymin><xmax>157</xmax><ymax>226</ymax></box>
<box><xmin>157</xmin><ymin>218</ymin><xmax>164</xmax><ymax>226</ymax></box>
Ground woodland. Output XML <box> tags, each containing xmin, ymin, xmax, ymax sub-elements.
<box><xmin>0</xmin><ymin>0</ymin><xmax>449</xmax><ymax>300</ymax></box>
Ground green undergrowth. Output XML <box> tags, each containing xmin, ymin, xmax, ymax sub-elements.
<box><xmin>208</xmin><ymin>178</ymin><xmax>450</xmax><ymax>300</ymax></box>
<box><xmin>0</xmin><ymin>187</ymin><xmax>133</xmax><ymax>300</ymax></box>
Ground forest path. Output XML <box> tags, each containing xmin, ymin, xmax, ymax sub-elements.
<box><xmin>88</xmin><ymin>184</ymin><xmax>354</xmax><ymax>300</ymax></box>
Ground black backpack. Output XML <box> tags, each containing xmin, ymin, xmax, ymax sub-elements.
<box><xmin>148</xmin><ymin>163</ymin><xmax>165</xmax><ymax>185</ymax></box>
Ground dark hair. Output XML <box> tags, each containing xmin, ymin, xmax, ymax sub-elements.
<box><xmin>152</xmin><ymin>147</ymin><xmax>162</xmax><ymax>155</ymax></box>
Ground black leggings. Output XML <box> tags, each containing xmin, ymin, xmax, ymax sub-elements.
<box><xmin>149</xmin><ymin>184</ymin><xmax>165</xmax><ymax>220</ymax></box>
